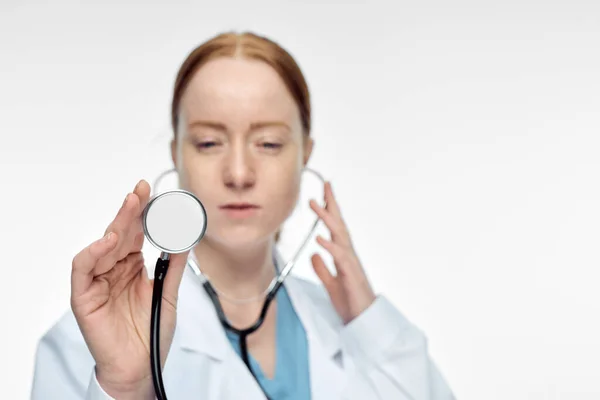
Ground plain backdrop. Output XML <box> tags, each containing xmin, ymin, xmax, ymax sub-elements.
<box><xmin>1</xmin><ymin>0</ymin><xmax>599</xmax><ymax>398</ymax></box>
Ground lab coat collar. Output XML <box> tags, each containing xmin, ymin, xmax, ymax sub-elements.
<box><xmin>175</xmin><ymin>247</ymin><xmax>343</xmax><ymax>362</ymax></box>
<box><xmin>176</xmin><ymin>263</ymin><xmax>230</xmax><ymax>360</ymax></box>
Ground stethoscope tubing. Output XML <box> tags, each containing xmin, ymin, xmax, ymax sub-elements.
<box><xmin>150</xmin><ymin>254</ymin><xmax>171</xmax><ymax>400</ymax></box>
<box><xmin>148</xmin><ymin>166</ymin><xmax>326</xmax><ymax>400</ymax></box>
<box><xmin>202</xmin><ymin>280</ymin><xmax>281</xmax><ymax>400</ymax></box>
<box><xmin>150</xmin><ymin>264</ymin><xmax>279</xmax><ymax>400</ymax></box>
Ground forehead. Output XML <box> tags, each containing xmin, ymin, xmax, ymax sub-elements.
<box><xmin>179</xmin><ymin>57</ymin><xmax>300</xmax><ymax>129</ymax></box>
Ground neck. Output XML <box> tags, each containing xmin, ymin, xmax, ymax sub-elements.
<box><xmin>193</xmin><ymin>237</ymin><xmax>277</xmax><ymax>301</ymax></box>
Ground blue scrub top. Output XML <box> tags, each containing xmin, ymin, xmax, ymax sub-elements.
<box><xmin>224</xmin><ymin>284</ymin><xmax>311</xmax><ymax>399</ymax></box>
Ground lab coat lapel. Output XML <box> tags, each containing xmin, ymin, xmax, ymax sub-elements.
<box><xmin>172</xmin><ymin>265</ymin><xmax>268</xmax><ymax>399</ymax></box>
<box><xmin>276</xmin><ymin>245</ymin><xmax>347</xmax><ymax>400</ymax></box>
<box><xmin>175</xmin><ymin>265</ymin><xmax>229</xmax><ymax>359</ymax></box>
<box><xmin>283</xmin><ymin>276</ymin><xmax>347</xmax><ymax>399</ymax></box>
<box><xmin>171</xmin><ymin>249</ymin><xmax>348</xmax><ymax>399</ymax></box>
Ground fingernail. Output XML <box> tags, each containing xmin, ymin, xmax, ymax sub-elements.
<box><xmin>123</xmin><ymin>193</ymin><xmax>130</xmax><ymax>207</ymax></box>
<box><xmin>104</xmin><ymin>232</ymin><xmax>113</xmax><ymax>241</ymax></box>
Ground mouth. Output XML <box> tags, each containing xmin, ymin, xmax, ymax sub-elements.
<box><xmin>220</xmin><ymin>203</ymin><xmax>260</xmax><ymax>210</ymax></box>
<box><xmin>219</xmin><ymin>203</ymin><xmax>261</xmax><ymax>218</ymax></box>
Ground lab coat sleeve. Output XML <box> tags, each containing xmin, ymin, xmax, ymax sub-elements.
<box><xmin>338</xmin><ymin>296</ymin><xmax>455</xmax><ymax>400</ymax></box>
<box><xmin>86</xmin><ymin>370</ymin><xmax>118</xmax><ymax>400</ymax></box>
<box><xmin>30</xmin><ymin>312</ymin><xmax>116</xmax><ymax>400</ymax></box>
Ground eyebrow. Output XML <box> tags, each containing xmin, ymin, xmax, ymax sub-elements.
<box><xmin>188</xmin><ymin>120</ymin><xmax>227</xmax><ymax>132</ymax></box>
<box><xmin>188</xmin><ymin>120</ymin><xmax>291</xmax><ymax>133</ymax></box>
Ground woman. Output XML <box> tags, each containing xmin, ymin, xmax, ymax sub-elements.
<box><xmin>31</xmin><ymin>31</ymin><xmax>454</xmax><ymax>399</ymax></box>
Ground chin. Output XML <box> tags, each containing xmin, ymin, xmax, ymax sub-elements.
<box><xmin>208</xmin><ymin>226</ymin><xmax>274</xmax><ymax>249</ymax></box>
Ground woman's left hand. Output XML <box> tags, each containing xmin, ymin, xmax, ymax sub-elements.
<box><xmin>309</xmin><ymin>181</ymin><xmax>376</xmax><ymax>325</ymax></box>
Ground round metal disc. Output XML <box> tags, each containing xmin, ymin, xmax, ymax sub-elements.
<box><xmin>142</xmin><ymin>190</ymin><xmax>207</xmax><ymax>254</ymax></box>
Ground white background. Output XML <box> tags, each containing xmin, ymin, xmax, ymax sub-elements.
<box><xmin>1</xmin><ymin>0</ymin><xmax>600</xmax><ymax>399</ymax></box>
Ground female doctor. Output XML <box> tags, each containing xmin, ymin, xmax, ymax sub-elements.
<box><xmin>31</xmin><ymin>31</ymin><xmax>454</xmax><ymax>400</ymax></box>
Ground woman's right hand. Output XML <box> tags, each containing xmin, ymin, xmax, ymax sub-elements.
<box><xmin>70</xmin><ymin>180</ymin><xmax>190</xmax><ymax>399</ymax></box>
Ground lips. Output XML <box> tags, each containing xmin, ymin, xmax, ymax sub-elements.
<box><xmin>219</xmin><ymin>203</ymin><xmax>260</xmax><ymax>219</ymax></box>
<box><xmin>220</xmin><ymin>203</ymin><xmax>260</xmax><ymax>210</ymax></box>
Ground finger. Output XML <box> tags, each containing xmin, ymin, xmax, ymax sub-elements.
<box><xmin>131</xmin><ymin>231</ymin><xmax>145</xmax><ymax>253</ymax></box>
<box><xmin>87</xmin><ymin>181</ymin><xmax>147</xmax><ymax>283</ymax></box>
<box><xmin>311</xmin><ymin>253</ymin><xmax>343</xmax><ymax>306</ymax></box>
<box><xmin>102</xmin><ymin>251</ymin><xmax>146</xmax><ymax>295</ymax></box>
<box><xmin>103</xmin><ymin>179</ymin><xmax>148</xmax><ymax>239</ymax></box>
<box><xmin>309</xmin><ymin>199</ymin><xmax>335</xmax><ymax>228</ymax></box>
<box><xmin>311</xmin><ymin>253</ymin><xmax>335</xmax><ymax>287</ymax></box>
<box><xmin>161</xmin><ymin>250</ymin><xmax>191</xmax><ymax>310</ymax></box>
<box><xmin>94</xmin><ymin>191</ymin><xmax>143</xmax><ymax>275</ymax></box>
<box><xmin>103</xmin><ymin>191</ymin><xmax>138</xmax><ymax>239</ymax></box>
<box><xmin>71</xmin><ymin>232</ymin><xmax>119</xmax><ymax>298</ymax></box>
<box><xmin>109</xmin><ymin>193</ymin><xmax>139</xmax><ymax>241</ymax></box>
<box><xmin>128</xmin><ymin>179</ymin><xmax>151</xmax><ymax>251</ymax></box>
<box><xmin>133</xmin><ymin>179</ymin><xmax>152</xmax><ymax>215</ymax></box>
<box><xmin>310</xmin><ymin>199</ymin><xmax>352</xmax><ymax>247</ymax></box>
<box><xmin>72</xmin><ymin>180</ymin><xmax>149</xmax><ymax>299</ymax></box>
<box><xmin>324</xmin><ymin>181</ymin><xmax>343</xmax><ymax>220</ymax></box>
<box><xmin>315</xmin><ymin>235</ymin><xmax>351</xmax><ymax>276</ymax></box>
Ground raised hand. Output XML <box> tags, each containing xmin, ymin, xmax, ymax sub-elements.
<box><xmin>70</xmin><ymin>180</ymin><xmax>190</xmax><ymax>399</ymax></box>
<box><xmin>309</xmin><ymin>182</ymin><xmax>376</xmax><ymax>325</ymax></box>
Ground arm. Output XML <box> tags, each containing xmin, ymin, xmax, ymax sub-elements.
<box><xmin>309</xmin><ymin>182</ymin><xmax>454</xmax><ymax>399</ymax></box>
<box><xmin>339</xmin><ymin>296</ymin><xmax>455</xmax><ymax>399</ymax></box>
<box><xmin>30</xmin><ymin>313</ymin><xmax>116</xmax><ymax>400</ymax></box>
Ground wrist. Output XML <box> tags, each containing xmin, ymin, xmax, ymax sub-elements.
<box><xmin>349</xmin><ymin>285</ymin><xmax>377</xmax><ymax>321</ymax></box>
<box><xmin>96</xmin><ymin>369</ymin><xmax>155</xmax><ymax>400</ymax></box>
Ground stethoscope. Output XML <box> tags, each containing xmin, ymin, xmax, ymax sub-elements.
<box><xmin>142</xmin><ymin>167</ymin><xmax>326</xmax><ymax>400</ymax></box>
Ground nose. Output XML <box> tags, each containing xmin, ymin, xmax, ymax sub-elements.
<box><xmin>223</xmin><ymin>142</ymin><xmax>256</xmax><ymax>191</ymax></box>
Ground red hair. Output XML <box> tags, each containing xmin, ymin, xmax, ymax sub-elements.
<box><xmin>171</xmin><ymin>31</ymin><xmax>311</xmax><ymax>137</ymax></box>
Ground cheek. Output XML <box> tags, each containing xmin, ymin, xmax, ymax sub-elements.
<box><xmin>263</xmin><ymin>163</ymin><xmax>302</xmax><ymax>221</ymax></box>
<box><xmin>176</xmin><ymin>151</ymin><xmax>219</xmax><ymax>201</ymax></box>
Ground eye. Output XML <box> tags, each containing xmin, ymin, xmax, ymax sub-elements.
<box><xmin>195</xmin><ymin>141</ymin><xmax>219</xmax><ymax>149</ymax></box>
<box><xmin>260</xmin><ymin>142</ymin><xmax>283</xmax><ymax>150</ymax></box>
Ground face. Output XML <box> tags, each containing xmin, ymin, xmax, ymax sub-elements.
<box><xmin>171</xmin><ymin>57</ymin><xmax>313</xmax><ymax>248</ymax></box>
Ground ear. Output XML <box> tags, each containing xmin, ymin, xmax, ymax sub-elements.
<box><xmin>303</xmin><ymin>136</ymin><xmax>314</xmax><ymax>166</ymax></box>
<box><xmin>170</xmin><ymin>138</ymin><xmax>177</xmax><ymax>167</ymax></box>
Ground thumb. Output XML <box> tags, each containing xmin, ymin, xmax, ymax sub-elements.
<box><xmin>160</xmin><ymin>250</ymin><xmax>191</xmax><ymax>308</ymax></box>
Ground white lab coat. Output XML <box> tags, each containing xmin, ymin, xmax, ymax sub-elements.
<box><xmin>31</xmin><ymin>250</ymin><xmax>455</xmax><ymax>399</ymax></box>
